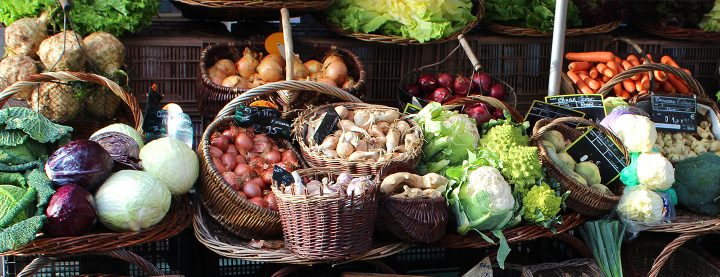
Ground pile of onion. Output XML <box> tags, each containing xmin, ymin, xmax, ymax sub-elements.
<box><xmin>209</xmin><ymin>126</ymin><xmax>300</xmax><ymax>211</ymax></box>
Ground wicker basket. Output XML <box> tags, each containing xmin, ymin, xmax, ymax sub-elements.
<box><xmin>2</xmin><ymin>196</ymin><xmax>191</xmax><ymax>256</ymax></box>
<box><xmin>170</xmin><ymin>0</ymin><xmax>332</xmax><ymax>21</ymax></box>
<box><xmin>623</xmin><ymin>234</ymin><xmax>720</xmax><ymax>277</ymax></box>
<box><xmin>193</xmin><ymin>199</ymin><xmax>412</xmax><ymax>265</ymax></box>
<box><xmin>15</xmin><ymin>249</ymin><xmax>164</xmax><ymax>277</ymax></box>
<box><xmin>377</xmin><ymin>195</ymin><xmax>448</xmax><ymax>244</ymax></box>
<box><xmin>198</xmin><ymin>80</ymin><xmax>362</xmax><ymax>239</ymax></box>
<box><xmin>487</xmin><ymin>21</ymin><xmax>621</xmax><ymax>37</ymax></box>
<box><xmin>271</xmin><ymin>168</ymin><xmax>378</xmax><ymax>261</ymax></box>
<box><xmin>530</xmin><ymin>117</ymin><xmax>628</xmax><ymax>217</ymax></box>
<box><xmin>596</xmin><ymin>63</ymin><xmax>708</xmax><ymax>100</ymax></box>
<box><xmin>633</xmin><ymin>19</ymin><xmax>720</xmax><ymax>42</ymax></box>
<box><xmin>0</xmin><ymin>71</ymin><xmax>143</xmax><ymax>140</ymax></box>
<box><xmin>316</xmin><ymin>0</ymin><xmax>484</xmax><ymax>45</ymax></box>
<box><xmin>293</xmin><ymin>103</ymin><xmax>423</xmax><ymax>176</ymax></box>
<box><xmin>199</xmin><ymin>42</ymin><xmax>366</xmax><ymax>118</ymax></box>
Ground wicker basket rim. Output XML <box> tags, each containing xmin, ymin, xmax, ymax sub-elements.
<box><xmin>487</xmin><ymin>21</ymin><xmax>621</xmax><ymax>37</ymax></box>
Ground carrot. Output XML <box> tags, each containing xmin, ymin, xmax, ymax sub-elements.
<box><xmin>621</xmin><ymin>90</ymin><xmax>632</xmax><ymax>100</ymax></box>
<box><xmin>639</xmin><ymin>90</ymin><xmax>649</xmax><ymax>95</ymax></box>
<box><xmin>654</xmin><ymin>70</ymin><xmax>668</xmax><ymax>81</ymax></box>
<box><xmin>662</xmin><ymin>81</ymin><xmax>677</xmax><ymax>94</ymax></box>
<box><xmin>635</xmin><ymin>80</ymin><xmax>644</xmax><ymax>92</ymax></box>
<box><xmin>565</xmin><ymin>52</ymin><xmax>616</xmax><ymax>63</ymax></box>
<box><xmin>613</xmin><ymin>83</ymin><xmax>623</xmax><ymax>96</ymax></box>
<box><xmin>568</xmin><ymin>71</ymin><xmax>593</xmax><ymax>94</ymax></box>
<box><xmin>627</xmin><ymin>54</ymin><xmax>639</xmax><ymax>63</ymax></box>
<box><xmin>640</xmin><ymin>74</ymin><xmax>650</xmax><ymax>90</ymax></box>
<box><xmin>607</xmin><ymin>61</ymin><xmax>622</xmax><ymax>74</ymax></box>
<box><xmin>602</xmin><ymin>75</ymin><xmax>610</xmax><ymax>82</ymax></box>
<box><xmin>569</xmin><ymin>61</ymin><xmax>592</xmax><ymax>72</ymax></box>
<box><xmin>582</xmin><ymin>75</ymin><xmax>601</xmax><ymax>90</ymax></box>
<box><xmin>683</xmin><ymin>68</ymin><xmax>693</xmax><ymax>76</ymax></box>
<box><xmin>596</xmin><ymin>63</ymin><xmax>615</xmax><ymax>78</ymax></box>
<box><xmin>621</xmin><ymin>60</ymin><xmax>633</xmax><ymax>71</ymax></box>
<box><xmin>614</xmin><ymin>56</ymin><xmax>622</xmax><ymax>64</ymax></box>
<box><xmin>589</xmin><ymin>68</ymin><xmax>599</xmax><ymax>79</ymax></box>
<box><xmin>631</xmin><ymin>74</ymin><xmax>641</xmax><ymax>81</ymax></box>
<box><xmin>622</xmin><ymin>79</ymin><xmax>636</xmax><ymax>92</ymax></box>
<box><xmin>597</xmin><ymin>79</ymin><xmax>606</xmax><ymax>88</ymax></box>
<box><xmin>629</xmin><ymin>58</ymin><xmax>640</xmax><ymax>67</ymax></box>
<box><xmin>667</xmin><ymin>74</ymin><xmax>690</xmax><ymax>95</ymax></box>
<box><xmin>567</xmin><ymin>71</ymin><xmax>582</xmax><ymax>83</ymax></box>
<box><xmin>661</xmin><ymin>55</ymin><xmax>680</xmax><ymax>68</ymax></box>
<box><xmin>576</xmin><ymin>71</ymin><xmax>589</xmax><ymax>78</ymax></box>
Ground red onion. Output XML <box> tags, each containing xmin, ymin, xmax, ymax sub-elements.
<box><xmin>265</xmin><ymin>150</ymin><xmax>282</xmax><ymax>164</ymax></box>
<box><xmin>235</xmin><ymin>133</ymin><xmax>253</xmax><ymax>152</ymax></box>
<box><xmin>454</xmin><ymin>75</ymin><xmax>471</xmax><ymax>96</ymax></box>
<box><xmin>226</xmin><ymin>145</ymin><xmax>239</xmax><ymax>155</ymax></box>
<box><xmin>437</xmin><ymin>73</ymin><xmax>454</xmax><ymax>89</ymax></box>
<box><xmin>473</xmin><ymin>72</ymin><xmax>493</xmax><ymax>91</ymax></box>
<box><xmin>465</xmin><ymin>103</ymin><xmax>492</xmax><ymax>125</ymax></box>
<box><xmin>430</xmin><ymin>87</ymin><xmax>451</xmax><ymax>103</ymax></box>
<box><xmin>490</xmin><ymin>83</ymin><xmax>506</xmax><ymax>99</ymax></box>
<box><xmin>249</xmin><ymin>197</ymin><xmax>269</xmax><ymax>208</ymax></box>
<box><xmin>266</xmin><ymin>193</ymin><xmax>278</xmax><ymax>211</ymax></box>
<box><xmin>417</xmin><ymin>73</ymin><xmax>437</xmax><ymax>95</ymax></box>
<box><xmin>406</xmin><ymin>84</ymin><xmax>420</xmax><ymax>96</ymax></box>
<box><xmin>211</xmin><ymin>135</ymin><xmax>229</xmax><ymax>151</ymax></box>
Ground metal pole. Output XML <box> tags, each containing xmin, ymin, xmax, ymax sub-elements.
<box><xmin>548</xmin><ymin>0</ymin><xmax>568</xmax><ymax>96</ymax></box>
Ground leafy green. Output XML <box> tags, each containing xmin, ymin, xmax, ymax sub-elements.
<box><xmin>326</xmin><ymin>0</ymin><xmax>476</xmax><ymax>43</ymax></box>
<box><xmin>27</xmin><ymin>169</ymin><xmax>54</xmax><ymax>213</ymax></box>
<box><xmin>0</xmin><ymin>0</ymin><xmax>159</xmax><ymax>37</ymax></box>
<box><xmin>486</xmin><ymin>0</ymin><xmax>582</xmax><ymax>32</ymax></box>
<box><xmin>0</xmin><ymin>108</ymin><xmax>72</xmax><ymax>144</ymax></box>
<box><xmin>0</xmin><ymin>187</ymin><xmax>35</xmax><ymax>228</ymax></box>
<box><xmin>0</xmin><ymin>215</ymin><xmax>45</xmax><ymax>252</ymax></box>
<box><xmin>0</xmin><ymin>185</ymin><xmax>29</xmax><ymax>226</ymax></box>
<box><xmin>415</xmin><ymin>102</ymin><xmax>480</xmax><ymax>175</ymax></box>
<box><xmin>631</xmin><ymin>0</ymin><xmax>713</xmax><ymax>28</ymax></box>
<box><xmin>0</xmin><ymin>169</ymin><xmax>54</xmax><ymax>252</ymax></box>
<box><xmin>700</xmin><ymin>0</ymin><xmax>720</xmax><ymax>31</ymax></box>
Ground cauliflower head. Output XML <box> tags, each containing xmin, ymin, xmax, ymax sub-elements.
<box><xmin>522</xmin><ymin>183</ymin><xmax>563</xmax><ymax>224</ymax></box>
<box><xmin>617</xmin><ymin>187</ymin><xmax>665</xmax><ymax>225</ymax></box>
<box><xmin>636</xmin><ymin>152</ymin><xmax>675</xmax><ymax>191</ymax></box>
<box><xmin>610</xmin><ymin>114</ymin><xmax>658</xmax><ymax>153</ymax></box>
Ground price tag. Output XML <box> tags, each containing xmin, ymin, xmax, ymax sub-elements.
<box><xmin>650</xmin><ymin>94</ymin><xmax>697</xmax><ymax>132</ymax></box>
<box><xmin>144</xmin><ymin>110</ymin><xmax>195</xmax><ymax>147</ymax></box>
<box><xmin>462</xmin><ymin>256</ymin><xmax>493</xmax><ymax>277</ymax></box>
<box><xmin>524</xmin><ymin>100</ymin><xmax>586</xmax><ymax>130</ymax></box>
<box><xmin>312</xmin><ymin>107</ymin><xmax>340</xmax><ymax>145</ymax></box>
<box><xmin>272</xmin><ymin>165</ymin><xmax>294</xmax><ymax>188</ymax></box>
<box><xmin>546</xmin><ymin>94</ymin><xmax>606</xmax><ymax>122</ymax></box>
<box><xmin>565</xmin><ymin>128</ymin><xmax>626</xmax><ymax>185</ymax></box>
<box><xmin>235</xmin><ymin>104</ymin><xmax>290</xmax><ymax>138</ymax></box>
<box><xmin>403</xmin><ymin>103</ymin><xmax>422</xmax><ymax>115</ymax></box>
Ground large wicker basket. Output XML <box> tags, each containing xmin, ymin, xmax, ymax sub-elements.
<box><xmin>596</xmin><ymin>63</ymin><xmax>708</xmax><ymax>101</ymax></box>
<box><xmin>487</xmin><ymin>21</ymin><xmax>621</xmax><ymax>37</ymax></box>
<box><xmin>271</xmin><ymin>168</ymin><xmax>378</xmax><ymax>261</ymax></box>
<box><xmin>0</xmin><ymin>71</ymin><xmax>143</xmax><ymax>140</ymax></box>
<box><xmin>15</xmin><ymin>249</ymin><xmax>166</xmax><ymax>277</ymax></box>
<box><xmin>199</xmin><ymin>42</ymin><xmax>366</xmax><ymax>118</ymax></box>
<box><xmin>198</xmin><ymin>80</ymin><xmax>362</xmax><ymax>239</ymax></box>
<box><xmin>170</xmin><ymin>0</ymin><xmax>332</xmax><ymax>21</ymax></box>
<box><xmin>623</xmin><ymin>233</ymin><xmax>720</xmax><ymax>277</ymax></box>
<box><xmin>530</xmin><ymin>117</ymin><xmax>628</xmax><ymax>217</ymax></box>
<box><xmin>377</xmin><ymin>194</ymin><xmax>448</xmax><ymax>244</ymax></box>
<box><xmin>293</xmin><ymin>103</ymin><xmax>423</xmax><ymax>176</ymax></box>
<box><xmin>317</xmin><ymin>0</ymin><xmax>484</xmax><ymax>45</ymax></box>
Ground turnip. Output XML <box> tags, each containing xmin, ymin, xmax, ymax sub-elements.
<box><xmin>38</xmin><ymin>31</ymin><xmax>87</xmax><ymax>72</ymax></box>
<box><xmin>31</xmin><ymin>82</ymin><xmax>81</xmax><ymax>123</ymax></box>
<box><xmin>0</xmin><ymin>55</ymin><xmax>38</xmax><ymax>98</ymax></box>
<box><xmin>84</xmin><ymin>88</ymin><xmax>122</xmax><ymax>118</ymax></box>
<box><xmin>83</xmin><ymin>32</ymin><xmax>125</xmax><ymax>76</ymax></box>
<box><xmin>4</xmin><ymin>12</ymin><xmax>50</xmax><ymax>58</ymax></box>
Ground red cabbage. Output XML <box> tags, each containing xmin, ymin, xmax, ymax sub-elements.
<box><xmin>44</xmin><ymin>184</ymin><xmax>97</xmax><ymax>236</ymax></box>
<box><xmin>45</xmin><ymin>140</ymin><xmax>114</xmax><ymax>192</ymax></box>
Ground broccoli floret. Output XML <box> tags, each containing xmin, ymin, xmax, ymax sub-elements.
<box><xmin>0</xmin><ymin>215</ymin><xmax>45</xmax><ymax>252</ymax></box>
<box><xmin>522</xmin><ymin>183</ymin><xmax>566</xmax><ymax>227</ymax></box>
<box><xmin>500</xmin><ymin>146</ymin><xmax>544</xmax><ymax>194</ymax></box>
<box><xmin>674</xmin><ymin>153</ymin><xmax>720</xmax><ymax>216</ymax></box>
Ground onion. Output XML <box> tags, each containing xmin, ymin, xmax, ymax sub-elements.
<box><xmin>209</xmin><ymin>146</ymin><xmax>223</xmax><ymax>158</ymax></box>
<box><xmin>221</xmin><ymin>153</ymin><xmax>238</xmax><ymax>170</ymax></box>
<box><xmin>214</xmin><ymin>59</ymin><xmax>237</xmax><ymax>76</ymax></box>
<box><xmin>282</xmin><ymin>150</ymin><xmax>298</xmax><ymax>166</ymax></box>
<box><xmin>238</xmin><ymin>191</ymin><xmax>247</xmax><ymax>199</ymax></box>
<box><xmin>213</xmin><ymin>157</ymin><xmax>227</xmax><ymax>174</ymax></box>
<box><xmin>208</xmin><ymin>67</ymin><xmax>227</xmax><ymax>85</ymax></box>
<box><xmin>265</xmin><ymin>150</ymin><xmax>282</xmax><ymax>164</ymax></box>
<box><xmin>221</xmin><ymin>76</ymin><xmax>249</xmax><ymax>89</ymax></box>
<box><xmin>266</xmin><ymin>193</ymin><xmax>278</xmax><ymax>211</ymax></box>
<box><xmin>247</xmin><ymin>177</ymin><xmax>266</xmax><ymax>190</ymax></box>
<box><xmin>223</xmin><ymin>172</ymin><xmax>240</xmax><ymax>191</ymax></box>
<box><xmin>317</xmin><ymin>77</ymin><xmax>337</xmax><ymax>87</ymax></box>
<box><xmin>406</xmin><ymin>84</ymin><xmax>420</xmax><ymax>96</ymax></box>
<box><xmin>292</xmin><ymin>54</ymin><xmax>310</xmax><ymax>79</ymax></box>
<box><xmin>236</xmin><ymin>154</ymin><xmax>246</xmax><ymax>165</ymax></box>
<box><xmin>323</xmin><ymin>54</ymin><xmax>344</xmax><ymax>69</ymax></box>
<box><xmin>249</xmin><ymin>73</ymin><xmax>267</xmax><ymax>88</ymax></box>
<box><xmin>430</xmin><ymin>87</ymin><xmax>451</xmax><ymax>103</ymax></box>
<box><xmin>473</xmin><ymin>72</ymin><xmax>493</xmax><ymax>91</ymax></box>
<box><xmin>237</xmin><ymin>47</ymin><xmax>259</xmax><ymax>79</ymax></box>
<box><xmin>235</xmin><ymin>133</ymin><xmax>253</xmax><ymax>152</ymax></box>
<box><xmin>222</xmin><ymin>129</ymin><xmax>236</xmax><ymax>141</ymax></box>
<box><xmin>310</xmin><ymin>72</ymin><xmax>324</xmax><ymax>81</ymax></box>
<box><xmin>264</xmin><ymin>54</ymin><xmax>285</xmax><ymax>67</ymax></box>
<box><xmin>305</xmin><ymin>60</ymin><xmax>322</xmax><ymax>73</ymax></box>
<box><xmin>437</xmin><ymin>73</ymin><xmax>454</xmax><ymax>89</ymax></box>
<box><xmin>323</xmin><ymin>59</ymin><xmax>348</xmax><ymax>85</ymax></box>
<box><xmin>257</xmin><ymin>56</ymin><xmax>283</xmax><ymax>82</ymax></box>
<box><xmin>254</xmin><ymin>134</ymin><xmax>270</xmax><ymax>144</ymax></box>
<box><xmin>226</xmin><ymin>145</ymin><xmax>239</xmax><ymax>155</ymax></box>
<box><xmin>211</xmin><ymin>135</ymin><xmax>229</xmax><ymax>151</ymax></box>
<box><xmin>230</xmin><ymin>126</ymin><xmax>241</xmax><ymax>137</ymax></box>
<box><xmin>243</xmin><ymin>181</ymin><xmax>263</xmax><ymax>198</ymax></box>
<box><xmin>418</xmin><ymin>74</ymin><xmax>437</xmax><ymax>95</ymax></box>
<box><xmin>253</xmin><ymin>141</ymin><xmax>270</xmax><ymax>153</ymax></box>
<box><xmin>249</xmin><ymin>197</ymin><xmax>269</xmax><ymax>208</ymax></box>
<box><xmin>234</xmin><ymin>163</ymin><xmax>251</xmax><ymax>177</ymax></box>
<box><xmin>454</xmin><ymin>75</ymin><xmax>471</xmax><ymax>96</ymax></box>
<box><xmin>490</xmin><ymin>83</ymin><xmax>506</xmax><ymax>99</ymax></box>
<box><xmin>260</xmin><ymin>167</ymin><xmax>273</xmax><ymax>185</ymax></box>
<box><xmin>342</xmin><ymin>77</ymin><xmax>356</xmax><ymax>89</ymax></box>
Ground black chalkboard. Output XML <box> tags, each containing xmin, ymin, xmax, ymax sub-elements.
<box><xmin>651</xmin><ymin>94</ymin><xmax>697</xmax><ymax>133</ymax></box>
<box><xmin>546</xmin><ymin>94</ymin><xmax>606</xmax><ymax>122</ymax></box>
<box><xmin>524</xmin><ymin>100</ymin><xmax>586</xmax><ymax>130</ymax></box>
<box><xmin>144</xmin><ymin>110</ymin><xmax>194</xmax><ymax>147</ymax></box>
<box><xmin>234</xmin><ymin>104</ymin><xmax>282</xmax><ymax>127</ymax></box>
<box><xmin>565</xmin><ymin>128</ymin><xmax>626</xmax><ymax>185</ymax></box>
<box><xmin>272</xmin><ymin>165</ymin><xmax>294</xmax><ymax>188</ymax></box>
<box><xmin>312</xmin><ymin>107</ymin><xmax>341</xmax><ymax>145</ymax></box>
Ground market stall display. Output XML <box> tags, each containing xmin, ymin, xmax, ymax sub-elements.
<box><xmin>631</xmin><ymin>0</ymin><xmax>720</xmax><ymax>42</ymax></box>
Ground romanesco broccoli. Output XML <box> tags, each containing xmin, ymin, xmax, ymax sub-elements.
<box><xmin>0</xmin><ymin>215</ymin><xmax>45</xmax><ymax>252</ymax></box>
<box><xmin>500</xmin><ymin>146</ymin><xmax>544</xmax><ymax>194</ymax></box>
<box><xmin>479</xmin><ymin>119</ymin><xmax>529</xmax><ymax>154</ymax></box>
<box><xmin>522</xmin><ymin>183</ymin><xmax>565</xmax><ymax>227</ymax></box>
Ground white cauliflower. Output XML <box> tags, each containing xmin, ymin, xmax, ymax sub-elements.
<box><xmin>467</xmin><ymin>166</ymin><xmax>515</xmax><ymax>211</ymax></box>
<box><xmin>636</xmin><ymin>152</ymin><xmax>675</xmax><ymax>191</ymax></box>
<box><xmin>610</xmin><ymin>114</ymin><xmax>658</xmax><ymax>153</ymax></box>
<box><xmin>617</xmin><ymin>187</ymin><xmax>665</xmax><ymax>225</ymax></box>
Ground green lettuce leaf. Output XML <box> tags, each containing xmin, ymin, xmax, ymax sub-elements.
<box><xmin>0</xmin><ymin>108</ymin><xmax>72</xmax><ymax>144</ymax></box>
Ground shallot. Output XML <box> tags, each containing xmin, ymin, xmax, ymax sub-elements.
<box><xmin>237</xmin><ymin>48</ymin><xmax>260</xmax><ymax>78</ymax></box>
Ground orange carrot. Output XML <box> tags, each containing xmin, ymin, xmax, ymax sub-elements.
<box><xmin>621</xmin><ymin>90</ymin><xmax>631</xmax><ymax>100</ymax></box>
<box><xmin>639</xmin><ymin>90</ymin><xmax>649</xmax><ymax>95</ymax></box>
<box><xmin>660</xmin><ymin>55</ymin><xmax>680</xmax><ymax>68</ymax></box>
<box><xmin>576</xmin><ymin>71</ymin><xmax>589</xmax><ymax>78</ymax></box>
<box><xmin>631</xmin><ymin>74</ymin><xmax>641</xmax><ymax>81</ymax></box>
<box><xmin>683</xmin><ymin>68</ymin><xmax>693</xmax><ymax>76</ymax></box>
<box><xmin>667</xmin><ymin>74</ymin><xmax>690</xmax><ymax>95</ymax></box>
<box><xmin>662</xmin><ymin>81</ymin><xmax>677</xmax><ymax>94</ymax></box>
<box><xmin>582</xmin><ymin>75</ymin><xmax>601</xmax><ymax>90</ymax></box>
<box><xmin>622</xmin><ymin>79</ymin><xmax>636</xmax><ymax>92</ymax></box>
<box><xmin>567</xmin><ymin>71</ymin><xmax>582</xmax><ymax>83</ymax></box>
<box><xmin>613</xmin><ymin>83</ymin><xmax>623</xmax><ymax>96</ymax></box>
<box><xmin>640</xmin><ymin>75</ymin><xmax>650</xmax><ymax>90</ymax></box>
<box><xmin>569</xmin><ymin>61</ymin><xmax>592</xmax><ymax>72</ymax></box>
<box><xmin>596</xmin><ymin>63</ymin><xmax>615</xmax><ymax>78</ymax></box>
<box><xmin>629</xmin><ymin>59</ymin><xmax>640</xmax><ymax>67</ymax></box>
<box><xmin>654</xmin><ymin>70</ymin><xmax>668</xmax><ymax>81</ymax></box>
<box><xmin>635</xmin><ymin>80</ymin><xmax>643</xmax><ymax>92</ymax></box>
<box><xmin>589</xmin><ymin>68</ymin><xmax>599</xmax><ymax>79</ymax></box>
<box><xmin>621</xmin><ymin>60</ymin><xmax>633</xmax><ymax>71</ymax></box>
<box><xmin>602</xmin><ymin>75</ymin><xmax>611</xmax><ymax>82</ymax></box>
<box><xmin>565</xmin><ymin>52</ymin><xmax>616</xmax><ymax>63</ymax></box>
<box><xmin>614</xmin><ymin>56</ymin><xmax>622</xmax><ymax>64</ymax></box>
<box><xmin>607</xmin><ymin>61</ymin><xmax>621</xmax><ymax>74</ymax></box>
<box><xmin>627</xmin><ymin>54</ymin><xmax>639</xmax><ymax>63</ymax></box>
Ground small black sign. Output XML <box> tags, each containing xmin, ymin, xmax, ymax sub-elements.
<box><xmin>403</xmin><ymin>102</ymin><xmax>422</xmax><ymax>115</ymax></box>
<box><xmin>144</xmin><ymin>110</ymin><xmax>195</xmax><ymax>147</ymax></box>
<box><xmin>272</xmin><ymin>165</ymin><xmax>294</xmax><ymax>188</ymax></box>
<box><xmin>650</xmin><ymin>94</ymin><xmax>697</xmax><ymax>133</ymax></box>
<box><xmin>524</xmin><ymin>100</ymin><xmax>586</xmax><ymax>130</ymax></box>
<box><xmin>234</xmin><ymin>104</ymin><xmax>282</xmax><ymax>127</ymax></box>
<box><xmin>312</xmin><ymin>107</ymin><xmax>341</xmax><ymax>145</ymax></box>
<box><xmin>546</xmin><ymin>94</ymin><xmax>606</xmax><ymax>122</ymax></box>
<box><xmin>565</xmin><ymin>128</ymin><xmax>626</xmax><ymax>185</ymax></box>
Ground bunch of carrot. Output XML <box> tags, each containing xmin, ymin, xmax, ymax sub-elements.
<box><xmin>564</xmin><ymin>51</ymin><xmax>693</xmax><ymax>99</ymax></box>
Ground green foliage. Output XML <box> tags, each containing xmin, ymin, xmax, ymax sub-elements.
<box><xmin>415</xmin><ymin>102</ymin><xmax>480</xmax><ymax>174</ymax></box>
<box><xmin>486</xmin><ymin>0</ymin><xmax>582</xmax><ymax>32</ymax></box>
<box><xmin>0</xmin><ymin>107</ymin><xmax>72</xmax><ymax>144</ymax></box>
<box><xmin>522</xmin><ymin>183</ymin><xmax>568</xmax><ymax>228</ymax></box>
<box><xmin>0</xmin><ymin>0</ymin><xmax>159</xmax><ymax>37</ymax></box>
<box><xmin>674</xmin><ymin>153</ymin><xmax>720</xmax><ymax>216</ymax></box>
<box><xmin>0</xmin><ymin>215</ymin><xmax>45</xmax><ymax>252</ymax></box>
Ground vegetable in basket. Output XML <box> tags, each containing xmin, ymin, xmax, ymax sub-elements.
<box><xmin>30</xmin><ymin>82</ymin><xmax>82</xmax><ymax>123</ymax></box>
<box><xmin>522</xmin><ymin>182</ymin><xmax>568</xmax><ymax>228</ymax></box>
<box><xmin>44</xmin><ymin>184</ymin><xmax>96</xmax><ymax>236</ymax></box>
<box><xmin>414</xmin><ymin>102</ymin><xmax>480</xmax><ymax>174</ymax></box>
<box><xmin>600</xmin><ymin>111</ymin><xmax>657</xmax><ymax>153</ymax></box>
<box><xmin>486</xmin><ymin>0</ymin><xmax>582</xmax><ymax>33</ymax></box>
<box><xmin>380</xmin><ymin>172</ymin><xmax>448</xmax><ymax>199</ymax></box>
<box><xmin>673</xmin><ymin>153</ymin><xmax>720</xmax><ymax>216</ymax></box>
<box><xmin>2</xmin><ymin>11</ymin><xmax>49</xmax><ymax>58</ymax></box>
<box><xmin>94</xmin><ymin>170</ymin><xmax>171</xmax><ymax>232</ymax></box>
<box><xmin>83</xmin><ymin>32</ymin><xmax>125</xmax><ymax>77</ymax></box>
<box><xmin>37</xmin><ymin>31</ymin><xmax>86</xmax><ymax>72</ymax></box>
<box><xmin>139</xmin><ymin>137</ymin><xmax>198</xmax><ymax>196</ymax></box>
<box><xmin>326</xmin><ymin>0</ymin><xmax>477</xmax><ymax>43</ymax></box>
<box><xmin>0</xmin><ymin>169</ymin><xmax>55</xmax><ymax>252</ymax></box>
<box><xmin>0</xmin><ymin>55</ymin><xmax>38</xmax><ymax>97</ymax></box>
<box><xmin>45</xmin><ymin>140</ymin><xmax>114</xmax><ymax>193</ymax></box>
<box><xmin>0</xmin><ymin>107</ymin><xmax>72</xmax><ymax>171</ymax></box>
<box><xmin>616</xmin><ymin>186</ymin><xmax>666</xmax><ymax>232</ymax></box>
<box><xmin>700</xmin><ymin>0</ymin><xmax>720</xmax><ymax>31</ymax></box>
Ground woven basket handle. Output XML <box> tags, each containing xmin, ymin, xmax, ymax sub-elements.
<box><xmin>458</xmin><ymin>34</ymin><xmax>482</xmax><ymax>72</ymax></box>
<box><xmin>215</xmin><ymin>80</ymin><xmax>362</xmax><ymax>119</ymax></box>
<box><xmin>529</xmin><ymin>116</ymin><xmax>629</xmax><ymax>161</ymax></box>
<box><xmin>596</xmin><ymin>63</ymin><xmax>706</xmax><ymax>98</ymax></box>
<box><xmin>0</xmin><ymin>71</ymin><xmax>144</xmax><ymax>132</ymax></box>
<box><xmin>16</xmin><ymin>249</ymin><xmax>163</xmax><ymax>277</ymax></box>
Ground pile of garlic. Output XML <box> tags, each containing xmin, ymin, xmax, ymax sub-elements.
<box><xmin>655</xmin><ymin>121</ymin><xmax>720</xmax><ymax>162</ymax></box>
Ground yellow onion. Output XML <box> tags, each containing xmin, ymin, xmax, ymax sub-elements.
<box><xmin>323</xmin><ymin>58</ymin><xmax>348</xmax><ymax>85</ymax></box>
<box><xmin>236</xmin><ymin>47</ymin><xmax>259</xmax><ymax>79</ymax></box>
<box><xmin>292</xmin><ymin>54</ymin><xmax>310</xmax><ymax>80</ymax></box>
<box><xmin>222</xmin><ymin>76</ymin><xmax>250</xmax><ymax>89</ymax></box>
<box><xmin>317</xmin><ymin>77</ymin><xmax>338</xmax><ymax>87</ymax></box>
<box><xmin>208</xmin><ymin>67</ymin><xmax>227</xmax><ymax>85</ymax></box>
<box><xmin>249</xmin><ymin>73</ymin><xmax>267</xmax><ymax>88</ymax></box>
<box><xmin>213</xmin><ymin>59</ymin><xmax>237</xmax><ymax>76</ymax></box>
<box><xmin>342</xmin><ymin>77</ymin><xmax>356</xmax><ymax>89</ymax></box>
<box><xmin>304</xmin><ymin>60</ymin><xmax>322</xmax><ymax>73</ymax></box>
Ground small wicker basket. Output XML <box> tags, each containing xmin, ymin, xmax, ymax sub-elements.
<box><xmin>487</xmin><ymin>21</ymin><xmax>621</xmax><ymax>37</ymax></box>
<box><xmin>198</xmin><ymin>80</ymin><xmax>362</xmax><ymax>239</ymax></box>
<box><xmin>377</xmin><ymin>194</ymin><xmax>448</xmax><ymax>244</ymax></box>
<box><xmin>293</xmin><ymin>103</ymin><xmax>423</xmax><ymax>176</ymax></box>
<box><xmin>271</xmin><ymin>168</ymin><xmax>378</xmax><ymax>261</ymax></box>
<box><xmin>15</xmin><ymin>249</ymin><xmax>164</xmax><ymax>277</ymax></box>
<box><xmin>530</xmin><ymin>117</ymin><xmax>628</xmax><ymax>217</ymax></box>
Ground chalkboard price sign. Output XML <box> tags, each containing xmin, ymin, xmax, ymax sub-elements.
<box><xmin>524</xmin><ymin>100</ymin><xmax>586</xmax><ymax>130</ymax></box>
<box><xmin>312</xmin><ymin>107</ymin><xmax>341</xmax><ymax>145</ymax></box>
<box><xmin>651</xmin><ymin>94</ymin><xmax>697</xmax><ymax>133</ymax></box>
<box><xmin>272</xmin><ymin>165</ymin><xmax>294</xmax><ymax>188</ymax></box>
<box><xmin>546</xmin><ymin>94</ymin><xmax>606</xmax><ymax>122</ymax></box>
<box><xmin>565</xmin><ymin>128</ymin><xmax>626</xmax><ymax>185</ymax></box>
